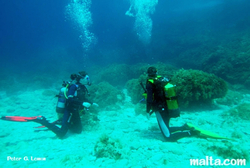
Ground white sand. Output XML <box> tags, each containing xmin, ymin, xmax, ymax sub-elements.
<box><xmin>0</xmin><ymin>89</ymin><xmax>249</xmax><ymax>168</ymax></box>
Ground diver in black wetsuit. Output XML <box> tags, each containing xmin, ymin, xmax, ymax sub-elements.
<box><xmin>146</xmin><ymin>67</ymin><xmax>199</xmax><ymax>142</ymax></box>
<box><xmin>34</xmin><ymin>71</ymin><xmax>99</xmax><ymax>138</ymax></box>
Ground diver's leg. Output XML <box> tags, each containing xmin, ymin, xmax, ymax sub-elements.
<box><xmin>69</xmin><ymin>112</ymin><xmax>82</xmax><ymax>134</ymax></box>
<box><xmin>167</xmin><ymin>129</ymin><xmax>200</xmax><ymax>142</ymax></box>
<box><xmin>166</xmin><ymin>132</ymin><xmax>191</xmax><ymax>142</ymax></box>
<box><xmin>169</xmin><ymin>127</ymin><xmax>182</xmax><ymax>132</ymax></box>
<box><xmin>155</xmin><ymin>111</ymin><xmax>171</xmax><ymax>138</ymax></box>
<box><xmin>56</xmin><ymin>109</ymin><xmax>70</xmax><ymax>137</ymax></box>
<box><xmin>56</xmin><ymin>112</ymin><xmax>64</xmax><ymax>125</ymax></box>
<box><xmin>156</xmin><ymin>111</ymin><xmax>198</xmax><ymax>142</ymax></box>
<box><xmin>167</xmin><ymin>125</ymin><xmax>200</xmax><ymax>142</ymax></box>
<box><xmin>170</xmin><ymin>123</ymin><xmax>197</xmax><ymax>133</ymax></box>
<box><xmin>34</xmin><ymin>110</ymin><xmax>70</xmax><ymax>138</ymax></box>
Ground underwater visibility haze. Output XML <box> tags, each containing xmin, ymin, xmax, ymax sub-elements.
<box><xmin>0</xmin><ymin>0</ymin><xmax>250</xmax><ymax>167</ymax></box>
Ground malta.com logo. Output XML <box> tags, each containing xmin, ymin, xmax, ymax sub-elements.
<box><xmin>190</xmin><ymin>156</ymin><xmax>246</xmax><ymax>166</ymax></box>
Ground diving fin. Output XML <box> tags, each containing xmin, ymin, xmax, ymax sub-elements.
<box><xmin>187</xmin><ymin>123</ymin><xmax>233</xmax><ymax>140</ymax></box>
<box><xmin>34</xmin><ymin>120</ymin><xmax>61</xmax><ymax>128</ymax></box>
<box><xmin>1</xmin><ymin>116</ymin><xmax>42</xmax><ymax>122</ymax></box>
<box><xmin>1</xmin><ymin>116</ymin><xmax>59</xmax><ymax>130</ymax></box>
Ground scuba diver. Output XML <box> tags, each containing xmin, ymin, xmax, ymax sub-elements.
<box><xmin>146</xmin><ymin>67</ymin><xmax>199</xmax><ymax>142</ymax></box>
<box><xmin>34</xmin><ymin>71</ymin><xmax>99</xmax><ymax>138</ymax></box>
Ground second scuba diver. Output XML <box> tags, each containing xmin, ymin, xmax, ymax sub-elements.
<box><xmin>146</xmin><ymin>67</ymin><xmax>199</xmax><ymax>142</ymax></box>
<box><xmin>33</xmin><ymin>71</ymin><xmax>99</xmax><ymax>138</ymax></box>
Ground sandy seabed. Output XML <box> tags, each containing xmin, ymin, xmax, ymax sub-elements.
<box><xmin>0</xmin><ymin>89</ymin><xmax>249</xmax><ymax>168</ymax></box>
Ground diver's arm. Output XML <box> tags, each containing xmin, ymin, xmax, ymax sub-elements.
<box><xmin>67</xmin><ymin>85</ymin><xmax>82</xmax><ymax>105</ymax></box>
<box><xmin>67</xmin><ymin>84</ymin><xmax>93</xmax><ymax>106</ymax></box>
<box><xmin>146</xmin><ymin>83</ymin><xmax>153</xmax><ymax>113</ymax></box>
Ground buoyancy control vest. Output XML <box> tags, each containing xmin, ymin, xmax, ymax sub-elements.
<box><xmin>146</xmin><ymin>76</ymin><xmax>180</xmax><ymax>117</ymax></box>
<box><xmin>56</xmin><ymin>81</ymin><xmax>90</xmax><ymax>114</ymax></box>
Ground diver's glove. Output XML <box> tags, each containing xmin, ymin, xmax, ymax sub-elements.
<box><xmin>92</xmin><ymin>103</ymin><xmax>99</xmax><ymax>107</ymax></box>
<box><xmin>82</xmin><ymin>102</ymin><xmax>91</xmax><ymax>108</ymax></box>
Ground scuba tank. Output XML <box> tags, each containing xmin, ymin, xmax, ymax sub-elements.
<box><xmin>142</xmin><ymin>77</ymin><xmax>180</xmax><ymax>117</ymax></box>
<box><xmin>56</xmin><ymin>81</ymin><xmax>70</xmax><ymax>114</ymax></box>
<box><xmin>56</xmin><ymin>87</ymin><xmax>67</xmax><ymax>114</ymax></box>
<box><xmin>164</xmin><ymin>83</ymin><xmax>180</xmax><ymax>118</ymax></box>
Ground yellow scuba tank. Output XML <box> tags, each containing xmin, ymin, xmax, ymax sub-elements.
<box><xmin>164</xmin><ymin>83</ymin><xmax>179</xmax><ymax>110</ymax></box>
<box><xmin>144</xmin><ymin>76</ymin><xmax>180</xmax><ymax>117</ymax></box>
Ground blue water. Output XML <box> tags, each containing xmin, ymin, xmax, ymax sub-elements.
<box><xmin>0</xmin><ymin>1</ymin><xmax>250</xmax><ymax>166</ymax></box>
<box><xmin>0</xmin><ymin>0</ymin><xmax>250</xmax><ymax>88</ymax></box>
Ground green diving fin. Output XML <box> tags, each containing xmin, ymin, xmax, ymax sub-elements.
<box><xmin>187</xmin><ymin>123</ymin><xmax>233</xmax><ymax>140</ymax></box>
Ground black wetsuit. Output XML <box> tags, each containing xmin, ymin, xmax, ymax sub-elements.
<box><xmin>40</xmin><ymin>83</ymin><xmax>91</xmax><ymax>138</ymax></box>
<box><xmin>146</xmin><ymin>77</ymin><xmax>191</xmax><ymax>142</ymax></box>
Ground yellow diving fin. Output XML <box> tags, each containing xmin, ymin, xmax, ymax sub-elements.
<box><xmin>187</xmin><ymin>123</ymin><xmax>233</xmax><ymax>140</ymax></box>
